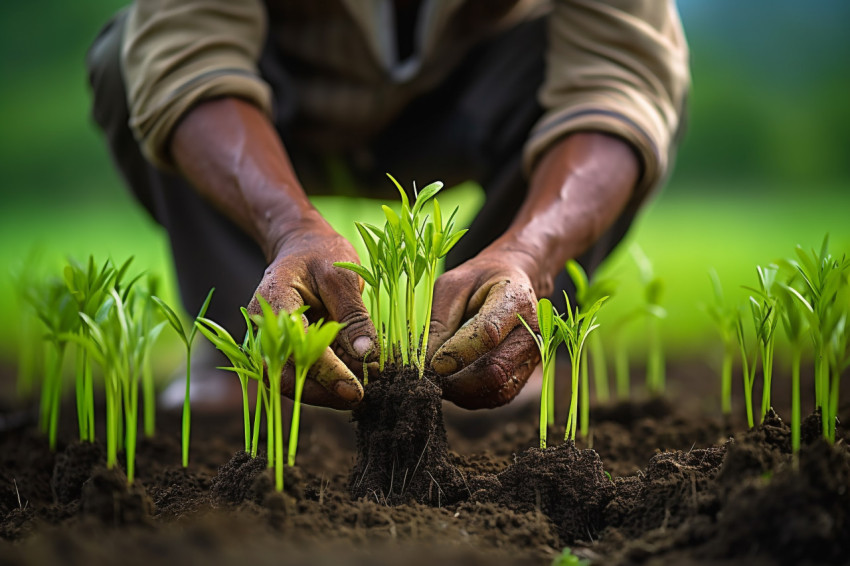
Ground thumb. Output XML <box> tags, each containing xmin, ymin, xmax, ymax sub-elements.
<box><xmin>321</xmin><ymin>266</ymin><xmax>378</xmax><ymax>361</ymax></box>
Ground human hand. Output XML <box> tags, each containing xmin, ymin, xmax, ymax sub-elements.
<box><xmin>248</xmin><ymin>218</ymin><xmax>377</xmax><ymax>410</ymax></box>
<box><xmin>428</xmin><ymin>251</ymin><xmax>541</xmax><ymax>409</ymax></box>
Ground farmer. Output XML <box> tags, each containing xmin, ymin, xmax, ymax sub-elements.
<box><xmin>87</xmin><ymin>1</ymin><xmax>688</xmax><ymax>411</ymax></box>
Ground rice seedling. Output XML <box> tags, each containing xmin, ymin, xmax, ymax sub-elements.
<box><xmin>554</xmin><ymin>292</ymin><xmax>607</xmax><ymax>442</ymax></box>
<box><xmin>334</xmin><ymin>174</ymin><xmax>466</xmax><ymax>375</ymax></box>
<box><xmin>565</xmin><ymin>260</ymin><xmax>617</xmax><ymax>431</ymax></box>
<box><xmin>743</xmin><ymin>265</ymin><xmax>779</xmax><ymax>422</ymax></box>
<box><xmin>518</xmin><ymin>298</ymin><xmax>561</xmax><ymax>449</ymax></box>
<box><xmin>702</xmin><ymin>269</ymin><xmax>738</xmax><ymax>415</ymax></box>
<box><xmin>782</xmin><ymin>236</ymin><xmax>850</xmax><ymax>442</ymax></box>
<box><xmin>735</xmin><ymin>306</ymin><xmax>758</xmax><ymax>429</ymax></box>
<box><xmin>774</xmin><ymin>281</ymin><xmax>809</xmax><ymax>453</ymax></box>
<box><xmin>153</xmin><ymin>288</ymin><xmax>215</xmax><ymax>467</ymax></box>
<box><xmin>75</xmin><ymin>286</ymin><xmax>166</xmax><ymax>484</ymax></box>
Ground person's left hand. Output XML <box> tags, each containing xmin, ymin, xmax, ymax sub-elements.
<box><xmin>427</xmin><ymin>250</ymin><xmax>542</xmax><ymax>409</ymax></box>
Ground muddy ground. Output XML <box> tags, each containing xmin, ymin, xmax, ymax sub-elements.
<box><xmin>0</xmin><ymin>361</ymin><xmax>848</xmax><ymax>566</ymax></box>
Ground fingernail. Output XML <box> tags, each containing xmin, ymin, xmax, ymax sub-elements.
<box><xmin>432</xmin><ymin>354</ymin><xmax>457</xmax><ymax>375</ymax></box>
<box><xmin>334</xmin><ymin>380</ymin><xmax>362</xmax><ymax>402</ymax></box>
<box><xmin>352</xmin><ymin>336</ymin><xmax>373</xmax><ymax>357</ymax></box>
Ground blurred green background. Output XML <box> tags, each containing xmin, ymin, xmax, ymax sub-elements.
<box><xmin>1</xmin><ymin>0</ymin><xmax>849</xmax><ymax>372</ymax></box>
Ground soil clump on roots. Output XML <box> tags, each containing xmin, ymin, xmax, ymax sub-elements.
<box><xmin>349</xmin><ymin>366</ymin><xmax>468</xmax><ymax>505</ymax></box>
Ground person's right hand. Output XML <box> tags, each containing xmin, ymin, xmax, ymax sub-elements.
<box><xmin>248</xmin><ymin>217</ymin><xmax>378</xmax><ymax>410</ymax></box>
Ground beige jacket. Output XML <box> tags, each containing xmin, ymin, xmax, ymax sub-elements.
<box><xmin>122</xmin><ymin>0</ymin><xmax>689</xmax><ymax>196</ymax></box>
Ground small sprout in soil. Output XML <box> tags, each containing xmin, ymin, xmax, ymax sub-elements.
<box><xmin>743</xmin><ymin>264</ymin><xmax>779</xmax><ymax>423</ymax></box>
<box><xmin>154</xmin><ymin>288</ymin><xmax>214</xmax><ymax>468</ymax></box>
<box><xmin>551</xmin><ymin>547</ymin><xmax>590</xmax><ymax>566</ymax></box>
<box><xmin>702</xmin><ymin>268</ymin><xmax>737</xmax><ymax>416</ymax></box>
<box><xmin>565</xmin><ymin>259</ymin><xmax>617</xmax><ymax>431</ymax></box>
<box><xmin>774</xmin><ymin>279</ymin><xmax>809</xmax><ymax>454</ymax></box>
<box><xmin>334</xmin><ymin>174</ymin><xmax>466</xmax><ymax>375</ymax></box>
<box><xmin>632</xmin><ymin>245</ymin><xmax>667</xmax><ymax>396</ymax></box>
<box><xmin>518</xmin><ymin>297</ymin><xmax>562</xmax><ymax>449</ymax></box>
<box><xmin>782</xmin><ymin>235</ymin><xmax>850</xmax><ymax>442</ymax></box>
<box><xmin>554</xmin><ymin>291</ymin><xmax>607</xmax><ymax>442</ymax></box>
<box><xmin>248</xmin><ymin>297</ymin><xmax>343</xmax><ymax>491</ymax></box>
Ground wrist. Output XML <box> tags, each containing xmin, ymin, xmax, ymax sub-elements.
<box><xmin>265</xmin><ymin>207</ymin><xmax>333</xmax><ymax>261</ymax></box>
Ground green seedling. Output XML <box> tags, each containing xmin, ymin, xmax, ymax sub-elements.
<box><xmin>154</xmin><ymin>288</ymin><xmax>215</xmax><ymax>467</ymax></box>
<box><xmin>518</xmin><ymin>298</ymin><xmax>561</xmax><ymax>449</ymax></box>
<box><xmin>774</xmin><ymin>281</ymin><xmax>809</xmax><ymax>454</ymax></box>
<box><xmin>632</xmin><ymin>245</ymin><xmax>666</xmax><ymax>395</ymax></box>
<box><xmin>196</xmin><ymin>309</ymin><xmax>264</xmax><ymax>454</ymax></box>
<box><xmin>285</xmin><ymin>315</ymin><xmax>344</xmax><ymax>466</ymax></box>
<box><xmin>782</xmin><ymin>236</ymin><xmax>850</xmax><ymax>441</ymax></box>
<box><xmin>735</xmin><ymin>307</ymin><xmax>758</xmax><ymax>429</ymax></box>
<box><xmin>551</xmin><ymin>547</ymin><xmax>590</xmax><ymax>566</ymax></box>
<box><xmin>554</xmin><ymin>292</ymin><xmax>607</xmax><ymax>441</ymax></box>
<box><xmin>335</xmin><ymin>174</ymin><xmax>466</xmax><ymax>375</ymax></box>
<box><xmin>26</xmin><ymin>277</ymin><xmax>79</xmax><ymax>450</ymax></box>
<box><xmin>702</xmin><ymin>269</ymin><xmax>738</xmax><ymax>415</ymax></box>
<box><xmin>566</xmin><ymin>259</ymin><xmax>617</xmax><ymax>434</ymax></box>
<box><xmin>63</xmin><ymin>256</ymin><xmax>135</xmax><ymax>442</ymax></box>
<box><xmin>743</xmin><ymin>265</ymin><xmax>779</xmax><ymax>423</ymax></box>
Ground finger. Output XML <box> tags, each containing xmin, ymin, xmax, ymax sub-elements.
<box><xmin>248</xmin><ymin>278</ymin><xmax>305</xmax><ymax>317</ymax></box>
<box><xmin>275</xmin><ymin>347</ymin><xmax>364</xmax><ymax>410</ymax></box>
<box><xmin>334</xmin><ymin>342</ymin><xmax>380</xmax><ymax>381</ymax></box>
<box><xmin>321</xmin><ymin>265</ymin><xmax>378</xmax><ymax>361</ymax></box>
<box><xmin>426</xmin><ymin>271</ymin><xmax>476</xmax><ymax>361</ymax></box>
<box><xmin>431</xmin><ymin>281</ymin><xmax>535</xmax><ymax>375</ymax></box>
<box><xmin>439</xmin><ymin>326</ymin><xmax>540</xmax><ymax>410</ymax></box>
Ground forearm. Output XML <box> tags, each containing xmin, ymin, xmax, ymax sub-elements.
<box><xmin>490</xmin><ymin>132</ymin><xmax>639</xmax><ymax>296</ymax></box>
<box><xmin>170</xmin><ymin>98</ymin><xmax>323</xmax><ymax>261</ymax></box>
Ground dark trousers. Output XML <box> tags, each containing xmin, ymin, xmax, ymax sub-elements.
<box><xmin>87</xmin><ymin>11</ymin><xmax>633</xmax><ymax>333</ymax></box>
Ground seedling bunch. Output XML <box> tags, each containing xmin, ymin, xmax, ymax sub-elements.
<box><xmin>519</xmin><ymin>287</ymin><xmax>607</xmax><ymax>448</ymax></box>
<box><xmin>21</xmin><ymin>257</ymin><xmax>175</xmax><ymax>483</ymax></box>
<box><xmin>197</xmin><ymin>297</ymin><xmax>342</xmax><ymax>491</ymax></box>
<box><xmin>335</xmin><ymin>174</ymin><xmax>466</xmax><ymax>376</ymax></box>
<box><xmin>711</xmin><ymin>236</ymin><xmax>850</xmax><ymax>450</ymax></box>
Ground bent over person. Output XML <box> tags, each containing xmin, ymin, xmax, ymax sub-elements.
<box><xmin>87</xmin><ymin>0</ymin><xmax>689</xmax><ymax>411</ymax></box>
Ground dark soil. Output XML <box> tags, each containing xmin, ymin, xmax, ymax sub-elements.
<box><xmin>1</xmin><ymin>365</ymin><xmax>849</xmax><ymax>565</ymax></box>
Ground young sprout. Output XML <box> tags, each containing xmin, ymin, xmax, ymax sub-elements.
<box><xmin>154</xmin><ymin>288</ymin><xmax>215</xmax><ymax>467</ymax></box>
<box><xmin>702</xmin><ymin>269</ymin><xmax>738</xmax><ymax>415</ymax></box>
<box><xmin>63</xmin><ymin>256</ymin><xmax>133</xmax><ymax>442</ymax></box>
<box><xmin>195</xmin><ymin>310</ymin><xmax>263</xmax><ymax>454</ymax></box>
<box><xmin>566</xmin><ymin>260</ymin><xmax>617</xmax><ymax>432</ymax></box>
<box><xmin>632</xmin><ymin>245</ymin><xmax>666</xmax><ymax>396</ymax></box>
<box><xmin>784</xmin><ymin>236</ymin><xmax>850</xmax><ymax>442</ymax></box>
<box><xmin>554</xmin><ymin>292</ymin><xmax>607</xmax><ymax>442</ymax></box>
<box><xmin>774</xmin><ymin>280</ymin><xmax>809</xmax><ymax>454</ymax></box>
<box><xmin>518</xmin><ymin>298</ymin><xmax>562</xmax><ymax>449</ymax></box>
<box><xmin>743</xmin><ymin>265</ymin><xmax>779</xmax><ymax>422</ymax></box>
<box><xmin>26</xmin><ymin>277</ymin><xmax>79</xmax><ymax>450</ymax></box>
<box><xmin>335</xmin><ymin>174</ymin><xmax>465</xmax><ymax>375</ymax></box>
<box><xmin>735</xmin><ymin>305</ymin><xmax>759</xmax><ymax>430</ymax></box>
<box><xmin>285</xmin><ymin>316</ymin><xmax>344</xmax><ymax>466</ymax></box>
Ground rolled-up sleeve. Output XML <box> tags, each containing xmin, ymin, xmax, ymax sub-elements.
<box><xmin>121</xmin><ymin>0</ymin><xmax>272</xmax><ymax>170</ymax></box>
<box><xmin>524</xmin><ymin>0</ymin><xmax>690</xmax><ymax>198</ymax></box>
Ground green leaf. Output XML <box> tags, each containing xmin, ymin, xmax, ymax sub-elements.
<box><xmin>153</xmin><ymin>296</ymin><xmax>187</xmax><ymax>344</ymax></box>
<box><xmin>334</xmin><ymin>262</ymin><xmax>377</xmax><ymax>287</ymax></box>
<box><xmin>537</xmin><ymin>298</ymin><xmax>554</xmax><ymax>341</ymax></box>
<box><xmin>411</xmin><ymin>181</ymin><xmax>443</xmax><ymax>217</ymax></box>
<box><xmin>385</xmin><ymin>173</ymin><xmax>409</xmax><ymax>211</ymax></box>
<box><xmin>439</xmin><ymin>229</ymin><xmax>467</xmax><ymax>258</ymax></box>
<box><xmin>565</xmin><ymin>260</ymin><xmax>588</xmax><ymax>305</ymax></box>
<box><xmin>188</xmin><ymin>288</ymin><xmax>215</xmax><ymax>343</ymax></box>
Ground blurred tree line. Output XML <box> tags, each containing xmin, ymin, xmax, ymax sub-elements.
<box><xmin>1</xmin><ymin>0</ymin><xmax>848</xmax><ymax>208</ymax></box>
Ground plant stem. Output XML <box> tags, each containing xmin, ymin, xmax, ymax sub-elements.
<box><xmin>240</xmin><ymin>377</ymin><xmax>251</xmax><ymax>452</ymax></box>
<box><xmin>142</xmin><ymin>349</ymin><xmax>156</xmax><ymax>437</ymax></box>
<box><xmin>539</xmin><ymin>357</ymin><xmax>550</xmax><ymax>449</ymax></box>
<box><xmin>759</xmin><ymin>340</ymin><xmax>775</xmax><ymax>422</ymax></box>
<box><xmin>85</xmin><ymin>358</ymin><xmax>95</xmax><ymax>442</ymax></box>
<box><xmin>418</xmin><ymin>270</ymin><xmax>436</xmax><ymax>378</ymax></box>
<box><xmin>106</xmin><ymin>375</ymin><xmax>117</xmax><ymax>469</ymax></box>
<box><xmin>48</xmin><ymin>345</ymin><xmax>66</xmax><ymax>451</ymax></box>
<box><xmin>790</xmin><ymin>346</ymin><xmax>801</xmax><ymax>454</ymax></box>
<box><xmin>589</xmin><ymin>333</ymin><xmax>609</xmax><ymax>403</ymax></box>
<box><xmin>271</xmin><ymin>363</ymin><xmax>284</xmax><ymax>492</ymax></box>
<box><xmin>647</xmin><ymin>317</ymin><xmax>664</xmax><ymax>395</ymax></box>
<box><xmin>251</xmin><ymin>384</ymin><xmax>264</xmax><ymax>457</ymax></box>
<box><xmin>721</xmin><ymin>343</ymin><xmax>733</xmax><ymax>415</ymax></box>
<box><xmin>580</xmin><ymin>354</ymin><xmax>589</xmax><ymax>438</ymax></box>
<box><xmin>181</xmin><ymin>348</ymin><xmax>192</xmax><ymax>467</ymax></box>
<box><xmin>288</xmin><ymin>368</ymin><xmax>308</xmax><ymax>467</ymax></box>
<box><xmin>75</xmin><ymin>345</ymin><xmax>87</xmax><ymax>442</ymax></box>
<box><xmin>566</xmin><ymin>352</ymin><xmax>580</xmax><ymax>442</ymax></box>
<box><xmin>815</xmin><ymin>347</ymin><xmax>828</xmax><ymax>438</ymax></box>
<box><xmin>547</xmin><ymin>361</ymin><xmax>556</xmax><ymax>426</ymax></box>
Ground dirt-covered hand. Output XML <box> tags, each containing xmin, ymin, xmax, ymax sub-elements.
<box><xmin>248</xmin><ymin>221</ymin><xmax>377</xmax><ymax>410</ymax></box>
<box><xmin>427</xmin><ymin>252</ymin><xmax>541</xmax><ymax>409</ymax></box>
